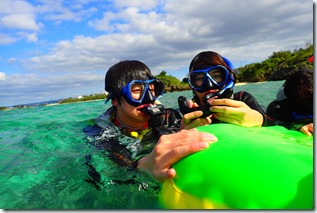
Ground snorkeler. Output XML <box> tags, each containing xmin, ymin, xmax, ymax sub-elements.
<box><xmin>83</xmin><ymin>60</ymin><xmax>218</xmax><ymax>187</ymax></box>
<box><xmin>266</xmin><ymin>68</ymin><xmax>313</xmax><ymax>136</ymax></box>
<box><xmin>179</xmin><ymin>51</ymin><xmax>274</xmax><ymax>129</ymax></box>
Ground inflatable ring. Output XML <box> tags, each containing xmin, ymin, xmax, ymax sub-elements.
<box><xmin>158</xmin><ymin>124</ymin><xmax>313</xmax><ymax>209</ymax></box>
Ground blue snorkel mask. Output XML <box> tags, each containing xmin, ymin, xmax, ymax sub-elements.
<box><xmin>121</xmin><ymin>79</ymin><xmax>166</xmax><ymax>127</ymax></box>
<box><xmin>292</xmin><ymin>112</ymin><xmax>313</xmax><ymax>122</ymax></box>
<box><xmin>120</xmin><ymin>79</ymin><xmax>164</xmax><ymax>107</ymax></box>
<box><xmin>188</xmin><ymin>65</ymin><xmax>231</xmax><ymax>91</ymax></box>
<box><xmin>105</xmin><ymin>78</ymin><xmax>165</xmax><ymax>126</ymax></box>
<box><xmin>187</xmin><ymin>65</ymin><xmax>235</xmax><ymax>102</ymax></box>
<box><xmin>184</xmin><ymin>56</ymin><xmax>236</xmax><ymax>103</ymax></box>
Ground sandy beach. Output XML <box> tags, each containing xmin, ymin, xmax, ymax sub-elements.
<box><xmin>235</xmin><ymin>81</ymin><xmax>267</xmax><ymax>86</ymax></box>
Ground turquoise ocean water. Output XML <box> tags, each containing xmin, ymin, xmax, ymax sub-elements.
<box><xmin>0</xmin><ymin>81</ymin><xmax>284</xmax><ymax>209</ymax></box>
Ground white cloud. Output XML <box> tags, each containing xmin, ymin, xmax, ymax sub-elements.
<box><xmin>0</xmin><ymin>0</ymin><xmax>313</xmax><ymax>106</ymax></box>
<box><xmin>35</xmin><ymin>0</ymin><xmax>99</xmax><ymax>23</ymax></box>
<box><xmin>0</xmin><ymin>72</ymin><xmax>6</xmax><ymax>80</ymax></box>
<box><xmin>24</xmin><ymin>0</ymin><xmax>312</xmax><ymax>74</ymax></box>
<box><xmin>0</xmin><ymin>72</ymin><xmax>104</xmax><ymax>106</ymax></box>
<box><xmin>0</xmin><ymin>14</ymin><xmax>39</xmax><ymax>31</ymax></box>
<box><xmin>0</xmin><ymin>0</ymin><xmax>35</xmax><ymax>14</ymax></box>
<box><xmin>0</xmin><ymin>0</ymin><xmax>39</xmax><ymax>31</ymax></box>
<box><xmin>0</xmin><ymin>33</ymin><xmax>16</xmax><ymax>45</ymax></box>
<box><xmin>7</xmin><ymin>57</ymin><xmax>18</xmax><ymax>64</ymax></box>
<box><xmin>113</xmin><ymin>0</ymin><xmax>161</xmax><ymax>10</ymax></box>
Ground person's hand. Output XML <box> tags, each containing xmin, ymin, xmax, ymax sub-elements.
<box><xmin>137</xmin><ymin>129</ymin><xmax>218</xmax><ymax>182</ymax></box>
<box><xmin>180</xmin><ymin>99</ymin><xmax>212</xmax><ymax>129</ymax></box>
<box><xmin>300</xmin><ymin>123</ymin><xmax>313</xmax><ymax>136</ymax></box>
<box><xmin>208</xmin><ymin>98</ymin><xmax>263</xmax><ymax>127</ymax></box>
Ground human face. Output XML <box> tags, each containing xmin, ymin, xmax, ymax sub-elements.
<box><xmin>113</xmin><ymin>97</ymin><xmax>151</xmax><ymax>129</ymax></box>
<box><xmin>189</xmin><ymin>65</ymin><xmax>230</xmax><ymax>104</ymax></box>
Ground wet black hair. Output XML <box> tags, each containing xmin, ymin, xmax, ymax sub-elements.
<box><xmin>105</xmin><ymin>60</ymin><xmax>155</xmax><ymax>104</ymax></box>
<box><xmin>284</xmin><ymin>68</ymin><xmax>313</xmax><ymax>114</ymax></box>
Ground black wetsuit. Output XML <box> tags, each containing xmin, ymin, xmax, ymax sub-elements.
<box><xmin>82</xmin><ymin>106</ymin><xmax>182</xmax><ymax>189</ymax></box>
<box><xmin>266</xmin><ymin>99</ymin><xmax>313</xmax><ymax>131</ymax></box>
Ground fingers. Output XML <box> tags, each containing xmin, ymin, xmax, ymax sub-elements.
<box><xmin>180</xmin><ymin>99</ymin><xmax>212</xmax><ymax>129</ymax></box>
<box><xmin>181</xmin><ymin>110</ymin><xmax>212</xmax><ymax>129</ymax></box>
<box><xmin>154</xmin><ymin>140</ymin><xmax>214</xmax><ymax>181</ymax></box>
<box><xmin>208</xmin><ymin>99</ymin><xmax>245</xmax><ymax>115</ymax></box>
<box><xmin>148</xmin><ymin>130</ymin><xmax>218</xmax><ymax>182</ymax></box>
<box><xmin>213</xmin><ymin>113</ymin><xmax>240</xmax><ymax>125</ymax></box>
<box><xmin>157</xmin><ymin>131</ymin><xmax>217</xmax><ymax>166</ymax></box>
<box><xmin>300</xmin><ymin>123</ymin><xmax>313</xmax><ymax>136</ymax></box>
<box><xmin>182</xmin><ymin>116</ymin><xmax>212</xmax><ymax>129</ymax></box>
<box><xmin>300</xmin><ymin>128</ymin><xmax>312</xmax><ymax>136</ymax></box>
<box><xmin>159</xmin><ymin>129</ymin><xmax>217</xmax><ymax>146</ymax></box>
<box><xmin>213</xmin><ymin>108</ymin><xmax>263</xmax><ymax>127</ymax></box>
<box><xmin>209</xmin><ymin>98</ymin><xmax>245</xmax><ymax>108</ymax></box>
<box><xmin>183</xmin><ymin>111</ymin><xmax>204</xmax><ymax>122</ymax></box>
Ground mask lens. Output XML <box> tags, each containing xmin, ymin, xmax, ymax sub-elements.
<box><xmin>208</xmin><ymin>67</ymin><xmax>227</xmax><ymax>84</ymax></box>
<box><xmin>190</xmin><ymin>72</ymin><xmax>205</xmax><ymax>88</ymax></box>
<box><xmin>130</xmin><ymin>82</ymin><xmax>145</xmax><ymax>101</ymax></box>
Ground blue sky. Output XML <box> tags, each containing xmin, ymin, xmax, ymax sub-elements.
<box><xmin>0</xmin><ymin>0</ymin><xmax>313</xmax><ymax>107</ymax></box>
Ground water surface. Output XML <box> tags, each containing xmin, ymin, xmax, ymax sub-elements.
<box><xmin>0</xmin><ymin>81</ymin><xmax>284</xmax><ymax>209</ymax></box>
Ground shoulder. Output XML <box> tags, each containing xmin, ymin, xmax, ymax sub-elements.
<box><xmin>83</xmin><ymin>107</ymin><xmax>117</xmax><ymax>137</ymax></box>
<box><xmin>266</xmin><ymin>99</ymin><xmax>293</xmax><ymax>121</ymax></box>
<box><xmin>93</xmin><ymin>106</ymin><xmax>116</xmax><ymax>128</ymax></box>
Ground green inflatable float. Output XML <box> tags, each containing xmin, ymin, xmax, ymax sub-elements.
<box><xmin>158</xmin><ymin>124</ymin><xmax>313</xmax><ymax>209</ymax></box>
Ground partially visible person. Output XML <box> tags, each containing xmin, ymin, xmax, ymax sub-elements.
<box><xmin>180</xmin><ymin>51</ymin><xmax>273</xmax><ymax>129</ymax></box>
<box><xmin>266</xmin><ymin>68</ymin><xmax>313</xmax><ymax>136</ymax></box>
<box><xmin>276</xmin><ymin>55</ymin><xmax>314</xmax><ymax>101</ymax></box>
<box><xmin>83</xmin><ymin>60</ymin><xmax>218</xmax><ymax>185</ymax></box>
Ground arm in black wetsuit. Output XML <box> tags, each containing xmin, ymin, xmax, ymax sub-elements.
<box><xmin>266</xmin><ymin>99</ymin><xmax>313</xmax><ymax>131</ymax></box>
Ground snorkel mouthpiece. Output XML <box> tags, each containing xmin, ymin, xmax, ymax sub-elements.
<box><xmin>140</xmin><ymin>104</ymin><xmax>164</xmax><ymax>116</ymax></box>
<box><xmin>202</xmin><ymin>87</ymin><xmax>233</xmax><ymax>103</ymax></box>
<box><xmin>140</xmin><ymin>104</ymin><xmax>165</xmax><ymax>128</ymax></box>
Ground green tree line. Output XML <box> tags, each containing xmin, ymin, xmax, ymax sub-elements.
<box><xmin>235</xmin><ymin>43</ymin><xmax>313</xmax><ymax>82</ymax></box>
<box><xmin>59</xmin><ymin>93</ymin><xmax>107</xmax><ymax>104</ymax></box>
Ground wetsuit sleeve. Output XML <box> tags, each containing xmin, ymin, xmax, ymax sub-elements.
<box><xmin>266</xmin><ymin>99</ymin><xmax>312</xmax><ymax>131</ymax></box>
<box><xmin>233</xmin><ymin>91</ymin><xmax>274</xmax><ymax>126</ymax></box>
